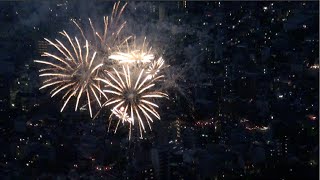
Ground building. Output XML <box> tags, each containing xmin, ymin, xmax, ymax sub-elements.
<box><xmin>0</xmin><ymin>60</ymin><xmax>14</xmax><ymax>120</ymax></box>
<box><xmin>151</xmin><ymin>147</ymin><xmax>170</xmax><ymax>180</ymax></box>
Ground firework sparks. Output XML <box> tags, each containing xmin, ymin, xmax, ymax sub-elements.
<box><xmin>35</xmin><ymin>32</ymin><xmax>107</xmax><ymax>117</ymax></box>
<box><xmin>96</xmin><ymin>63</ymin><xmax>167</xmax><ymax>139</ymax></box>
<box><xmin>146</xmin><ymin>57</ymin><xmax>165</xmax><ymax>79</ymax></box>
<box><xmin>111</xmin><ymin>106</ymin><xmax>133</xmax><ymax>124</ymax></box>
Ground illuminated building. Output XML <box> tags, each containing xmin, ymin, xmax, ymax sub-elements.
<box><xmin>168</xmin><ymin>118</ymin><xmax>182</xmax><ymax>145</ymax></box>
<box><xmin>37</xmin><ymin>40</ymin><xmax>48</xmax><ymax>57</ymax></box>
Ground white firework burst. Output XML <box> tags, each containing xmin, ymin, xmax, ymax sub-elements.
<box><xmin>35</xmin><ymin>31</ymin><xmax>107</xmax><ymax>117</ymax></box>
<box><xmin>96</xmin><ymin>64</ymin><xmax>167</xmax><ymax>139</ymax></box>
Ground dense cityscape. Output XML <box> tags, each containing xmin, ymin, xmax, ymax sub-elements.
<box><xmin>0</xmin><ymin>1</ymin><xmax>319</xmax><ymax>179</ymax></box>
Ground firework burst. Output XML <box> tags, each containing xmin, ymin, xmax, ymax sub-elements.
<box><xmin>97</xmin><ymin>63</ymin><xmax>167</xmax><ymax>139</ymax></box>
<box><xmin>35</xmin><ymin>32</ymin><xmax>107</xmax><ymax>117</ymax></box>
<box><xmin>35</xmin><ymin>2</ymin><xmax>171</xmax><ymax>139</ymax></box>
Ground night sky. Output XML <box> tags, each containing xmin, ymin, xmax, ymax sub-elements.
<box><xmin>0</xmin><ymin>1</ymin><xmax>319</xmax><ymax>180</ymax></box>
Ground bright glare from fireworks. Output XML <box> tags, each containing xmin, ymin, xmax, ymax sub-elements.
<box><xmin>109</xmin><ymin>37</ymin><xmax>154</xmax><ymax>64</ymax></box>
<box><xmin>109</xmin><ymin>51</ymin><xmax>154</xmax><ymax>64</ymax></box>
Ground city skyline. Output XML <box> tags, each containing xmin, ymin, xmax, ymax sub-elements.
<box><xmin>0</xmin><ymin>1</ymin><xmax>319</xmax><ymax>179</ymax></box>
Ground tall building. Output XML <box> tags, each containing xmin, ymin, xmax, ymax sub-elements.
<box><xmin>0</xmin><ymin>75</ymin><xmax>11</xmax><ymax>113</ymax></box>
<box><xmin>151</xmin><ymin>147</ymin><xmax>170</xmax><ymax>180</ymax></box>
<box><xmin>182</xmin><ymin>127</ymin><xmax>196</xmax><ymax>149</ymax></box>
<box><xmin>0</xmin><ymin>60</ymin><xmax>14</xmax><ymax>120</ymax></box>
<box><xmin>168</xmin><ymin>118</ymin><xmax>182</xmax><ymax>145</ymax></box>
